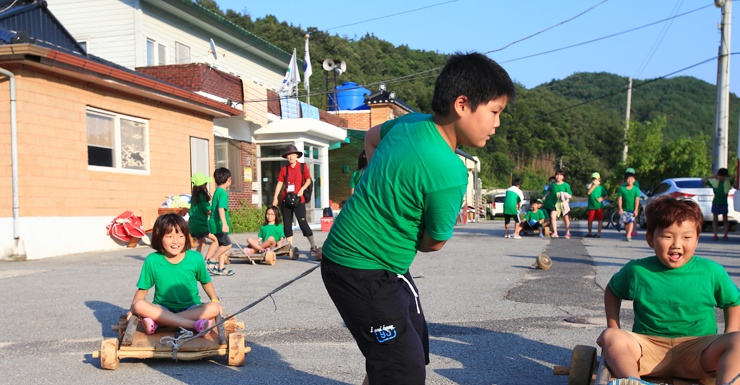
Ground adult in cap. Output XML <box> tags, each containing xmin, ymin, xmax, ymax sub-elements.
<box><xmin>272</xmin><ymin>145</ymin><xmax>318</xmax><ymax>255</ymax></box>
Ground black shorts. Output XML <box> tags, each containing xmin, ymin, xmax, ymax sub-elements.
<box><xmin>521</xmin><ymin>221</ymin><xmax>542</xmax><ymax>231</ymax></box>
<box><xmin>321</xmin><ymin>256</ymin><xmax>429</xmax><ymax>385</ymax></box>
<box><xmin>191</xmin><ymin>232</ymin><xmax>209</xmax><ymax>240</ymax></box>
<box><xmin>504</xmin><ymin>214</ymin><xmax>520</xmax><ymax>225</ymax></box>
<box><xmin>214</xmin><ymin>233</ymin><xmax>231</xmax><ymax>247</ymax></box>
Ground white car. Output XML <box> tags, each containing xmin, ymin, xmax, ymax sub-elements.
<box><xmin>639</xmin><ymin>177</ymin><xmax>738</xmax><ymax>230</ymax></box>
<box><xmin>490</xmin><ymin>193</ymin><xmax>506</xmax><ymax>217</ymax></box>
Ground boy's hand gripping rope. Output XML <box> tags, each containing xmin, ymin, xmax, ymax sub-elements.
<box><xmin>159</xmin><ymin>264</ymin><xmax>320</xmax><ymax>360</ymax></box>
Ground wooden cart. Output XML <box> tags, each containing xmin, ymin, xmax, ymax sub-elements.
<box><xmin>93</xmin><ymin>314</ymin><xmax>248</xmax><ymax>370</ymax></box>
<box><xmin>554</xmin><ymin>345</ymin><xmax>714</xmax><ymax>385</ymax></box>
<box><xmin>226</xmin><ymin>243</ymin><xmax>299</xmax><ymax>266</ymax></box>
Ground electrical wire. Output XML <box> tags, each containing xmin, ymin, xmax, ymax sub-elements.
<box><xmin>0</xmin><ymin>0</ymin><xmax>20</xmax><ymax>14</ymax></box>
<box><xmin>633</xmin><ymin>0</ymin><xmax>685</xmax><ymax>79</ymax></box>
<box><xmin>325</xmin><ymin>0</ymin><xmax>459</xmax><ymax>31</ymax></box>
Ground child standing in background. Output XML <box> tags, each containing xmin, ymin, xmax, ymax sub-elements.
<box><xmin>189</xmin><ymin>173</ymin><xmax>219</xmax><ymax>263</ymax></box>
<box><xmin>207</xmin><ymin>168</ymin><xmax>234</xmax><ymax>276</ymax></box>
<box><xmin>586</xmin><ymin>172</ymin><xmax>608</xmax><ymax>238</ymax></box>
<box><xmin>618</xmin><ymin>172</ymin><xmax>640</xmax><ymax>242</ymax></box>
<box><xmin>543</xmin><ymin>169</ymin><xmax>573</xmax><ymax>238</ymax></box>
<box><xmin>349</xmin><ymin>150</ymin><xmax>367</xmax><ymax>195</ymax></box>
<box><xmin>503</xmin><ymin>178</ymin><xmax>524</xmax><ymax>239</ymax></box>
<box><xmin>703</xmin><ymin>168</ymin><xmax>736</xmax><ymax>241</ymax></box>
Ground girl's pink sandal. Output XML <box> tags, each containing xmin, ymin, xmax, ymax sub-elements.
<box><xmin>194</xmin><ymin>319</ymin><xmax>213</xmax><ymax>337</ymax></box>
<box><xmin>141</xmin><ymin>317</ymin><xmax>158</xmax><ymax>335</ymax></box>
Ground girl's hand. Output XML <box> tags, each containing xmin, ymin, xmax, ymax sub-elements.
<box><xmin>126</xmin><ymin>310</ymin><xmax>133</xmax><ymax>321</ymax></box>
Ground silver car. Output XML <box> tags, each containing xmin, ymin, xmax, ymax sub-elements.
<box><xmin>639</xmin><ymin>177</ymin><xmax>738</xmax><ymax>230</ymax></box>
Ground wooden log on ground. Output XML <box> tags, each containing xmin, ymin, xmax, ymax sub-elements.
<box><xmin>121</xmin><ymin>316</ymin><xmax>139</xmax><ymax>346</ymax></box>
<box><xmin>553</xmin><ymin>365</ymin><xmax>569</xmax><ymax>375</ymax></box>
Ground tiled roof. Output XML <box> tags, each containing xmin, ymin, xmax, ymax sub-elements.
<box><xmin>364</xmin><ymin>89</ymin><xmax>418</xmax><ymax>113</ymax></box>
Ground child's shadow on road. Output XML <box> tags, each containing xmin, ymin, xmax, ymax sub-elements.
<box><xmin>86</xmin><ymin>300</ymin><xmax>127</xmax><ymax>339</ymax></box>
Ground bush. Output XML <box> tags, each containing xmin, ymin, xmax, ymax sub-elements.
<box><xmin>230</xmin><ymin>201</ymin><xmax>267</xmax><ymax>233</ymax></box>
<box><xmin>568</xmin><ymin>207</ymin><xmax>588</xmax><ymax>220</ymax></box>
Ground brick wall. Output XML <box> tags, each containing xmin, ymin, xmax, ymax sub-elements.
<box><xmin>228</xmin><ymin>141</ymin><xmax>257</xmax><ymax>210</ymax></box>
<box><xmin>267</xmin><ymin>89</ymin><xmax>281</xmax><ymax>116</ymax></box>
<box><xmin>328</xmin><ymin>140</ymin><xmax>365</xmax><ymax>207</ymax></box>
<box><xmin>0</xmin><ymin>68</ymin><xmax>215</xmax><ymax>220</ymax></box>
<box><xmin>137</xmin><ymin>64</ymin><xmax>242</xmax><ymax>103</ymax></box>
<box><xmin>371</xmin><ymin>104</ymin><xmax>394</xmax><ymax>127</ymax></box>
<box><xmin>335</xmin><ymin>111</ymin><xmax>370</xmax><ymax>130</ymax></box>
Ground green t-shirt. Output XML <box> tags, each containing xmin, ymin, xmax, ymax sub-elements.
<box><xmin>543</xmin><ymin>182</ymin><xmax>572</xmax><ymax>209</ymax></box>
<box><xmin>136</xmin><ymin>250</ymin><xmax>211</xmax><ymax>311</ymax></box>
<box><xmin>524</xmin><ymin>209</ymin><xmax>547</xmax><ymax>223</ymax></box>
<box><xmin>504</xmin><ymin>187</ymin><xmax>523</xmax><ymax>215</ymax></box>
<box><xmin>188</xmin><ymin>193</ymin><xmax>211</xmax><ymax>236</ymax></box>
<box><xmin>609</xmin><ymin>256</ymin><xmax>740</xmax><ymax>337</ymax></box>
<box><xmin>209</xmin><ymin>187</ymin><xmax>230</xmax><ymax>234</ymax></box>
<box><xmin>349</xmin><ymin>169</ymin><xmax>365</xmax><ymax>188</ymax></box>
<box><xmin>621</xmin><ymin>180</ymin><xmax>640</xmax><ymax>190</ymax></box>
<box><xmin>587</xmin><ymin>185</ymin><xmax>608</xmax><ymax>210</ymax></box>
<box><xmin>257</xmin><ymin>224</ymin><xmax>285</xmax><ymax>242</ymax></box>
<box><xmin>618</xmin><ymin>185</ymin><xmax>640</xmax><ymax>212</ymax></box>
<box><xmin>323</xmin><ymin>113</ymin><xmax>468</xmax><ymax>274</ymax></box>
<box><xmin>707</xmin><ymin>179</ymin><xmax>732</xmax><ymax>206</ymax></box>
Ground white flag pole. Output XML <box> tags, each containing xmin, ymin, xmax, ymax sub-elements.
<box><xmin>304</xmin><ymin>34</ymin><xmax>312</xmax><ymax>107</ymax></box>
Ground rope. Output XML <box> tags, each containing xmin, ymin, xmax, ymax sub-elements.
<box><xmin>164</xmin><ymin>264</ymin><xmax>321</xmax><ymax>358</ymax></box>
<box><xmin>159</xmin><ymin>327</ymin><xmax>194</xmax><ymax>360</ymax></box>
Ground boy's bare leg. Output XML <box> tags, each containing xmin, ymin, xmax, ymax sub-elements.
<box><xmin>211</xmin><ymin>244</ymin><xmax>231</xmax><ymax>270</ymax></box>
<box><xmin>513</xmin><ymin>223</ymin><xmax>521</xmax><ymax>236</ymax></box>
<box><xmin>597</xmin><ymin>219</ymin><xmax>603</xmax><ymax>237</ymax></box>
<box><xmin>713</xmin><ymin>213</ymin><xmax>719</xmax><ymax>237</ymax></box>
<box><xmin>204</xmin><ymin>234</ymin><xmax>219</xmax><ymax>262</ymax></box>
<box><xmin>596</xmin><ymin>328</ymin><xmax>642</xmax><ymax>378</ymax></box>
<box><xmin>723</xmin><ymin>214</ymin><xmax>730</xmax><ymax>237</ymax></box>
<box><xmin>563</xmin><ymin>215</ymin><xmax>570</xmax><ymax>234</ymax></box>
<box><xmin>587</xmin><ymin>220</ymin><xmax>593</xmax><ymax>236</ymax></box>
<box><xmin>625</xmin><ymin>222</ymin><xmax>634</xmax><ymax>239</ymax></box>
<box><xmin>196</xmin><ymin>238</ymin><xmax>206</xmax><ymax>255</ymax></box>
<box><xmin>504</xmin><ymin>223</ymin><xmax>510</xmax><ymax>236</ymax></box>
<box><xmin>700</xmin><ymin>332</ymin><xmax>740</xmax><ymax>383</ymax></box>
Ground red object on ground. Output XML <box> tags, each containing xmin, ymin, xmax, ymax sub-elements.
<box><xmin>107</xmin><ymin>211</ymin><xmax>146</xmax><ymax>242</ymax></box>
<box><xmin>321</xmin><ymin>217</ymin><xmax>334</xmax><ymax>232</ymax></box>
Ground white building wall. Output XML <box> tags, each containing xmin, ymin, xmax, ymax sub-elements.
<box><xmin>47</xmin><ymin>0</ymin><xmax>140</xmax><ymax>69</ymax></box>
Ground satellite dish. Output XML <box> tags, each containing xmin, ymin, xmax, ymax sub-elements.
<box><xmin>322</xmin><ymin>59</ymin><xmax>336</xmax><ymax>71</ymax></box>
<box><xmin>209</xmin><ymin>38</ymin><xmax>218</xmax><ymax>60</ymax></box>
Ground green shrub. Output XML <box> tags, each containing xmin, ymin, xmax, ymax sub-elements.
<box><xmin>230</xmin><ymin>201</ymin><xmax>267</xmax><ymax>233</ymax></box>
<box><xmin>568</xmin><ymin>207</ymin><xmax>588</xmax><ymax>220</ymax></box>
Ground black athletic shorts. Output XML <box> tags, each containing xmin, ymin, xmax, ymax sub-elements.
<box><xmin>214</xmin><ymin>232</ymin><xmax>231</xmax><ymax>247</ymax></box>
<box><xmin>504</xmin><ymin>213</ymin><xmax>520</xmax><ymax>225</ymax></box>
<box><xmin>321</xmin><ymin>256</ymin><xmax>429</xmax><ymax>385</ymax></box>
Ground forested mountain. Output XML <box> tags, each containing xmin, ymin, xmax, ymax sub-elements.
<box><xmin>200</xmin><ymin>0</ymin><xmax>738</xmax><ymax>194</ymax></box>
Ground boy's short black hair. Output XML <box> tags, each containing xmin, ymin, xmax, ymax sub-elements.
<box><xmin>530</xmin><ymin>198</ymin><xmax>540</xmax><ymax>205</ymax></box>
<box><xmin>718</xmin><ymin>168</ymin><xmax>729</xmax><ymax>176</ymax></box>
<box><xmin>512</xmin><ymin>178</ymin><xmax>522</xmax><ymax>186</ymax></box>
<box><xmin>625</xmin><ymin>173</ymin><xmax>635</xmax><ymax>179</ymax></box>
<box><xmin>214</xmin><ymin>167</ymin><xmax>231</xmax><ymax>185</ymax></box>
<box><xmin>150</xmin><ymin>213</ymin><xmax>191</xmax><ymax>253</ymax></box>
<box><xmin>645</xmin><ymin>195</ymin><xmax>703</xmax><ymax>236</ymax></box>
<box><xmin>549</xmin><ymin>176</ymin><xmax>556</xmax><ymax>182</ymax></box>
<box><xmin>555</xmin><ymin>169</ymin><xmax>565</xmax><ymax>176</ymax></box>
<box><xmin>431</xmin><ymin>52</ymin><xmax>517</xmax><ymax>116</ymax></box>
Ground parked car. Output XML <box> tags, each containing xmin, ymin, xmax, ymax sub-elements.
<box><xmin>639</xmin><ymin>178</ymin><xmax>738</xmax><ymax>230</ymax></box>
<box><xmin>490</xmin><ymin>193</ymin><xmax>506</xmax><ymax>217</ymax></box>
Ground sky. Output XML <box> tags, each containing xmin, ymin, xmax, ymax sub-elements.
<box><xmin>212</xmin><ymin>0</ymin><xmax>740</xmax><ymax>93</ymax></box>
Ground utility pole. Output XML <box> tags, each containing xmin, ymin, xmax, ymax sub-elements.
<box><xmin>622</xmin><ymin>77</ymin><xmax>632</xmax><ymax>164</ymax></box>
<box><xmin>713</xmin><ymin>0</ymin><xmax>731</xmax><ymax>172</ymax></box>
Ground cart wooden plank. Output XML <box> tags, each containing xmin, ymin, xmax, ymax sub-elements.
<box><xmin>119</xmin><ymin>319</ymin><xmax>226</xmax><ymax>352</ymax></box>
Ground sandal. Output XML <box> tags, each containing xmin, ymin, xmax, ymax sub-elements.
<box><xmin>310</xmin><ymin>246</ymin><xmax>318</xmax><ymax>256</ymax></box>
<box><xmin>194</xmin><ymin>319</ymin><xmax>213</xmax><ymax>337</ymax></box>
<box><xmin>723</xmin><ymin>236</ymin><xmax>729</xmax><ymax>241</ymax></box>
<box><xmin>594</xmin><ymin>234</ymin><xmax>600</xmax><ymax>238</ymax></box>
<box><xmin>564</xmin><ymin>233</ymin><xmax>571</xmax><ymax>239</ymax></box>
<box><xmin>141</xmin><ymin>317</ymin><xmax>158</xmax><ymax>335</ymax></box>
<box><xmin>212</xmin><ymin>267</ymin><xmax>234</xmax><ymax>276</ymax></box>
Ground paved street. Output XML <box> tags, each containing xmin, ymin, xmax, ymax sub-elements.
<box><xmin>1</xmin><ymin>220</ymin><xmax>738</xmax><ymax>384</ymax></box>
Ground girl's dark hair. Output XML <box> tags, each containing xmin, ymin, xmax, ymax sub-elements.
<box><xmin>555</xmin><ymin>169</ymin><xmax>565</xmax><ymax>176</ymax></box>
<box><xmin>263</xmin><ymin>206</ymin><xmax>282</xmax><ymax>226</ymax></box>
<box><xmin>357</xmin><ymin>150</ymin><xmax>367</xmax><ymax>171</ymax></box>
<box><xmin>151</xmin><ymin>213</ymin><xmax>191</xmax><ymax>253</ymax></box>
<box><xmin>190</xmin><ymin>184</ymin><xmax>210</xmax><ymax>205</ymax></box>
<box><xmin>431</xmin><ymin>52</ymin><xmax>517</xmax><ymax>116</ymax></box>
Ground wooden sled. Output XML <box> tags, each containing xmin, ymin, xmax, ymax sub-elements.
<box><xmin>93</xmin><ymin>314</ymin><xmax>248</xmax><ymax>370</ymax></box>
<box><xmin>554</xmin><ymin>345</ymin><xmax>714</xmax><ymax>385</ymax></box>
<box><xmin>226</xmin><ymin>243</ymin><xmax>299</xmax><ymax>266</ymax></box>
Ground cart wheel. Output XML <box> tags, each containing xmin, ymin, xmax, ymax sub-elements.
<box><xmin>537</xmin><ymin>254</ymin><xmax>552</xmax><ymax>270</ymax></box>
<box><xmin>265</xmin><ymin>251</ymin><xmax>276</xmax><ymax>265</ymax></box>
<box><xmin>228</xmin><ymin>333</ymin><xmax>246</xmax><ymax>366</ymax></box>
<box><xmin>568</xmin><ymin>345</ymin><xmax>597</xmax><ymax>385</ymax></box>
<box><xmin>290</xmin><ymin>247</ymin><xmax>299</xmax><ymax>260</ymax></box>
<box><xmin>100</xmin><ymin>338</ymin><xmax>120</xmax><ymax>370</ymax></box>
<box><xmin>316</xmin><ymin>247</ymin><xmax>322</xmax><ymax>261</ymax></box>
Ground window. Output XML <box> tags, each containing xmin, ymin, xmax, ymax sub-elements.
<box><xmin>158</xmin><ymin>43</ymin><xmax>166</xmax><ymax>66</ymax></box>
<box><xmin>87</xmin><ymin>108</ymin><xmax>149</xmax><ymax>173</ymax></box>
<box><xmin>146</xmin><ymin>38</ymin><xmax>155</xmax><ymax>66</ymax></box>
<box><xmin>176</xmin><ymin>42</ymin><xmax>190</xmax><ymax>64</ymax></box>
<box><xmin>215</xmin><ymin>137</ymin><xmax>242</xmax><ymax>192</ymax></box>
<box><xmin>675</xmin><ymin>180</ymin><xmax>706</xmax><ymax>189</ymax></box>
<box><xmin>78</xmin><ymin>40</ymin><xmax>87</xmax><ymax>53</ymax></box>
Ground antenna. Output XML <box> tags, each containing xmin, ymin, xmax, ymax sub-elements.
<box><xmin>209</xmin><ymin>38</ymin><xmax>218</xmax><ymax>60</ymax></box>
<box><xmin>204</xmin><ymin>38</ymin><xmax>226</xmax><ymax>67</ymax></box>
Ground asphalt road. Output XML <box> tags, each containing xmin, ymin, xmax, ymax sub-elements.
<box><xmin>1</xmin><ymin>220</ymin><xmax>738</xmax><ymax>384</ymax></box>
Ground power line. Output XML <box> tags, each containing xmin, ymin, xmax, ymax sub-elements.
<box><xmin>633</xmin><ymin>0</ymin><xmax>685</xmax><ymax>78</ymax></box>
<box><xmin>499</xmin><ymin>54</ymin><xmax>727</xmax><ymax>127</ymax></box>
<box><xmin>325</xmin><ymin>0</ymin><xmax>459</xmax><ymax>31</ymax></box>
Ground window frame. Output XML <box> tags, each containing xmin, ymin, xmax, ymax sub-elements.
<box><xmin>215</xmin><ymin>136</ymin><xmax>243</xmax><ymax>193</ymax></box>
<box><xmin>86</xmin><ymin>107</ymin><xmax>150</xmax><ymax>175</ymax></box>
<box><xmin>175</xmin><ymin>41</ymin><xmax>190</xmax><ymax>65</ymax></box>
<box><xmin>146</xmin><ymin>38</ymin><xmax>156</xmax><ymax>66</ymax></box>
<box><xmin>157</xmin><ymin>43</ymin><xmax>166</xmax><ymax>66</ymax></box>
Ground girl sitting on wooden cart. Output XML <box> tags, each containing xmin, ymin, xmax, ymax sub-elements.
<box><xmin>127</xmin><ymin>213</ymin><xmax>223</xmax><ymax>336</ymax></box>
<box><xmin>245</xmin><ymin>206</ymin><xmax>286</xmax><ymax>254</ymax></box>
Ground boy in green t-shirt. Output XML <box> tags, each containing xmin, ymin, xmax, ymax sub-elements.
<box><xmin>504</xmin><ymin>178</ymin><xmax>524</xmax><ymax>239</ymax></box>
<box><xmin>585</xmin><ymin>172</ymin><xmax>608</xmax><ymax>238</ymax></box>
<box><xmin>521</xmin><ymin>198</ymin><xmax>547</xmax><ymax>237</ymax></box>
<box><xmin>207</xmin><ymin>168</ymin><xmax>234</xmax><ymax>276</ymax></box>
<box><xmin>597</xmin><ymin>196</ymin><xmax>740</xmax><ymax>385</ymax></box>
<box><xmin>618</xmin><ymin>172</ymin><xmax>640</xmax><ymax>242</ymax></box>
<box><xmin>321</xmin><ymin>53</ymin><xmax>516</xmax><ymax>385</ymax></box>
<box><xmin>702</xmin><ymin>168</ymin><xmax>736</xmax><ymax>242</ymax></box>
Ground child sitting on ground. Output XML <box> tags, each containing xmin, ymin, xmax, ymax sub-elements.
<box><xmin>702</xmin><ymin>168</ymin><xmax>736</xmax><ymax>242</ymax></box>
<box><xmin>189</xmin><ymin>173</ymin><xmax>219</xmax><ymax>263</ymax></box>
<box><xmin>504</xmin><ymin>178</ymin><xmax>524</xmax><ymax>239</ymax></box>
<box><xmin>521</xmin><ymin>198</ymin><xmax>547</xmax><ymax>238</ymax></box>
<box><xmin>597</xmin><ymin>195</ymin><xmax>740</xmax><ymax>385</ymax></box>
<box><xmin>127</xmin><ymin>213</ymin><xmax>222</xmax><ymax>336</ymax></box>
<box><xmin>245</xmin><ymin>206</ymin><xmax>285</xmax><ymax>253</ymax></box>
<box><xmin>586</xmin><ymin>172</ymin><xmax>608</xmax><ymax>238</ymax></box>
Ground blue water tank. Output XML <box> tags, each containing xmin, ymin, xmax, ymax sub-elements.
<box><xmin>330</xmin><ymin>82</ymin><xmax>370</xmax><ymax>111</ymax></box>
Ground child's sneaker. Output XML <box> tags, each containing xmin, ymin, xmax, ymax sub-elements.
<box><xmin>712</xmin><ymin>235</ymin><xmax>719</xmax><ymax>241</ymax></box>
<box><xmin>539</xmin><ymin>234</ymin><xmax>544</xmax><ymax>238</ymax></box>
<box><xmin>607</xmin><ymin>378</ymin><xmax>660</xmax><ymax>385</ymax></box>
<box><xmin>141</xmin><ymin>317</ymin><xmax>158</xmax><ymax>335</ymax></box>
<box><xmin>723</xmin><ymin>235</ymin><xmax>729</xmax><ymax>241</ymax></box>
<box><xmin>194</xmin><ymin>318</ymin><xmax>213</xmax><ymax>337</ymax></box>
<box><xmin>512</xmin><ymin>234</ymin><xmax>522</xmax><ymax>239</ymax></box>
<box><xmin>504</xmin><ymin>234</ymin><xmax>510</xmax><ymax>238</ymax></box>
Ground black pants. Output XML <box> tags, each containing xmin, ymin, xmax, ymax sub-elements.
<box><xmin>280</xmin><ymin>202</ymin><xmax>313</xmax><ymax>238</ymax></box>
